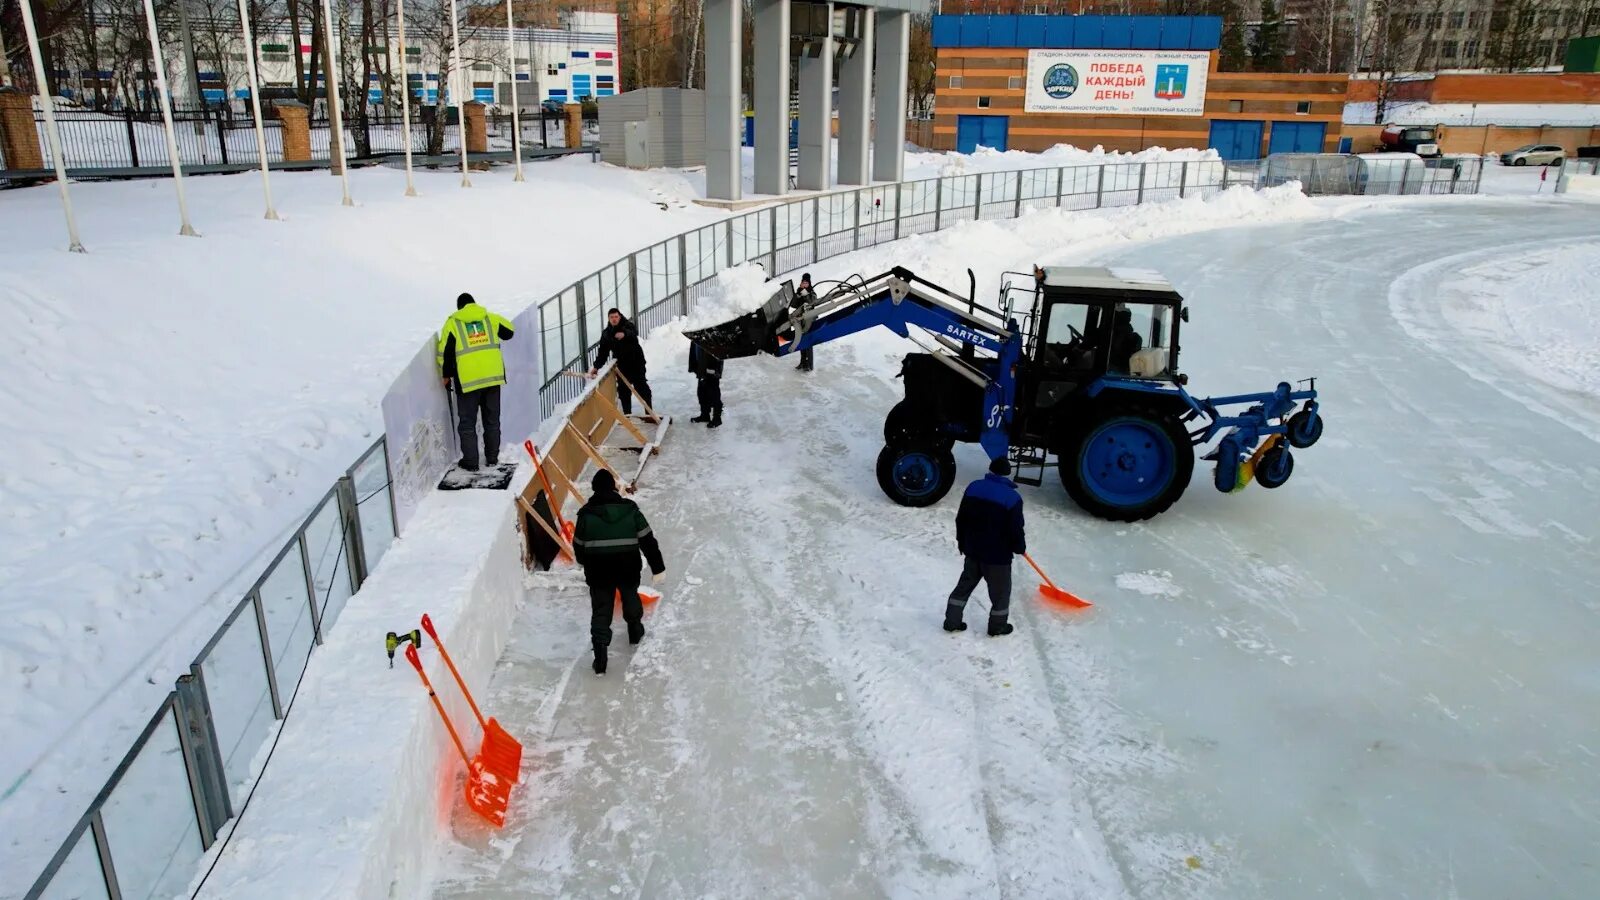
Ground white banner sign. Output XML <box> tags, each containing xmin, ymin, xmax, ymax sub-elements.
<box><xmin>1025</xmin><ymin>49</ymin><xmax>1210</xmax><ymax>117</ymax></box>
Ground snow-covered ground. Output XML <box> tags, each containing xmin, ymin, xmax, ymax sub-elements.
<box><xmin>0</xmin><ymin>158</ymin><xmax>724</xmax><ymax>885</ymax></box>
<box><xmin>7</xmin><ymin>141</ymin><xmax>1599</xmax><ymax>895</ymax></box>
<box><xmin>1344</xmin><ymin>100</ymin><xmax>1600</xmax><ymax>127</ymax></box>
<box><xmin>420</xmin><ymin>198</ymin><xmax>1600</xmax><ymax>899</ymax></box>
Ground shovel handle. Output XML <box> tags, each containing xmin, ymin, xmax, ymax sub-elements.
<box><xmin>405</xmin><ymin>645</ymin><xmax>473</xmax><ymax>767</ymax></box>
<box><xmin>1022</xmin><ymin>553</ymin><xmax>1056</xmax><ymax>588</ymax></box>
<box><xmin>420</xmin><ymin>614</ymin><xmax>488</xmax><ymax>730</ymax></box>
<box><xmin>525</xmin><ymin>441</ymin><xmax>575</xmax><ymax>562</ymax></box>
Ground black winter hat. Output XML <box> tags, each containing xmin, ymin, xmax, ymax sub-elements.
<box><xmin>456</xmin><ymin>292</ymin><xmax>475</xmax><ymax>309</ymax></box>
<box><xmin>799</xmin><ymin>272</ymin><xmax>812</xmax><ymax>285</ymax></box>
<box><xmin>989</xmin><ymin>457</ymin><xmax>1012</xmax><ymax>477</ymax></box>
<box><xmin>592</xmin><ymin>469</ymin><xmax>617</xmax><ymax>492</ymax></box>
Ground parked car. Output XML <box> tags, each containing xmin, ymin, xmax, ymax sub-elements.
<box><xmin>1500</xmin><ymin>145</ymin><xmax>1566</xmax><ymax>166</ymax></box>
<box><xmin>540</xmin><ymin>99</ymin><xmax>566</xmax><ymax>114</ymax></box>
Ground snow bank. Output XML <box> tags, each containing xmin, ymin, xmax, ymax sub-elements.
<box><xmin>1345</xmin><ymin>100</ymin><xmax>1600</xmax><ymax>127</ymax></box>
<box><xmin>1390</xmin><ymin>238</ymin><xmax>1600</xmax><ymax>443</ymax></box>
<box><xmin>907</xmin><ymin>143</ymin><xmax>1221</xmax><ymax>178</ymax></box>
<box><xmin>187</xmin><ymin>473</ymin><xmax>530</xmax><ymax>900</ymax></box>
<box><xmin>0</xmin><ymin>161</ymin><xmax>723</xmax><ymax>886</ymax></box>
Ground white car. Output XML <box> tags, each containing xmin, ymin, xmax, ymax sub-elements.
<box><xmin>1500</xmin><ymin>145</ymin><xmax>1566</xmax><ymax>166</ymax></box>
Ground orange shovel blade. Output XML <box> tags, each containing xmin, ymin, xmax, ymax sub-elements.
<box><xmin>1038</xmin><ymin>583</ymin><xmax>1093</xmax><ymax>609</ymax></box>
<box><xmin>477</xmin><ymin>717</ymin><xmax>523</xmax><ymax>785</ymax></box>
<box><xmin>463</xmin><ymin>763</ymin><xmax>511</xmax><ymax>828</ymax></box>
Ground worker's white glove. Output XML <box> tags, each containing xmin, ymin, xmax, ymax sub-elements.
<box><xmin>651</xmin><ymin>572</ymin><xmax>665</xmax><ymax>586</ymax></box>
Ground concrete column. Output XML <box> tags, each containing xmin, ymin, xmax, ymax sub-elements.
<box><xmin>704</xmin><ymin>0</ymin><xmax>741</xmax><ymax>200</ymax></box>
<box><xmin>836</xmin><ymin>10</ymin><xmax>873</xmax><ymax>185</ymax></box>
<box><xmin>276</xmin><ymin>100</ymin><xmax>311</xmax><ymax>163</ymax></box>
<box><xmin>0</xmin><ymin>87</ymin><xmax>45</xmax><ymax>170</ymax></box>
<box><xmin>753</xmin><ymin>0</ymin><xmax>790</xmax><ymax>196</ymax></box>
<box><xmin>873</xmin><ymin>9</ymin><xmax>910</xmax><ymax>183</ymax></box>
<box><xmin>464</xmin><ymin>100</ymin><xmax>487</xmax><ymax>152</ymax></box>
<box><xmin>796</xmin><ymin>5</ymin><xmax>833</xmax><ymax>192</ymax></box>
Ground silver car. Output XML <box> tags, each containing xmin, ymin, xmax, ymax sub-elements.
<box><xmin>1501</xmin><ymin>144</ymin><xmax>1566</xmax><ymax>166</ymax></box>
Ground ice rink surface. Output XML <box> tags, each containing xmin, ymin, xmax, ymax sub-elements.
<box><xmin>434</xmin><ymin>201</ymin><xmax>1600</xmax><ymax>899</ymax></box>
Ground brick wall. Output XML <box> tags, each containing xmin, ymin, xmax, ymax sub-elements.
<box><xmin>931</xmin><ymin>48</ymin><xmax>1347</xmax><ymax>154</ymax></box>
<box><xmin>1341</xmin><ymin>123</ymin><xmax>1600</xmax><ymax>155</ymax></box>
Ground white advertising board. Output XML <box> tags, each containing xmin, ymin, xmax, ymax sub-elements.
<box><xmin>1024</xmin><ymin>49</ymin><xmax>1210</xmax><ymax>117</ymax></box>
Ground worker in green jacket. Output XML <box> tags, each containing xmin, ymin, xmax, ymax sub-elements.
<box><xmin>572</xmin><ymin>469</ymin><xmax>666</xmax><ymax>675</ymax></box>
<box><xmin>437</xmin><ymin>293</ymin><xmax>515</xmax><ymax>471</ymax></box>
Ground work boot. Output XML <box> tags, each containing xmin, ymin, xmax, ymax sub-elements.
<box><xmin>987</xmin><ymin>616</ymin><xmax>1014</xmax><ymax>637</ymax></box>
<box><xmin>943</xmin><ymin>605</ymin><xmax>967</xmax><ymax>633</ymax></box>
<box><xmin>457</xmin><ymin>457</ymin><xmax>479</xmax><ymax>473</ymax></box>
<box><xmin>628</xmin><ymin>621</ymin><xmax>646</xmax><ymax>645</ymax></box>
<box><xmin>593</xmin><ymin>647</ymin><xmax>607</xmax><ymax>675</ymax></box>
<box><xmin>691</xmin><ymin>407</ymin><xmax>710</xmax><ymax>423</ymax></box>
<box><xmin>708</xmin><ymin>407</ymin><xmax>722</xmax><ymax>429</ymax></box>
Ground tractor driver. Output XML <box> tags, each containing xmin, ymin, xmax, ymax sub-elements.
<box><xmin>1110</xmin><ymin>308</ymin><xmax>1143</xmax><ymax>373</ymax></box>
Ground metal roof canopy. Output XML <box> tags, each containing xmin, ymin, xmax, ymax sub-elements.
<box><xmin>849</xmin><ymin>0</ymin><xmax>930</xmax><ymax>11</ymax></box>
<box><xmin>1038</xmin><ymin>265</ymin><xmax>1180</xmax><ymax>298</ymax></box>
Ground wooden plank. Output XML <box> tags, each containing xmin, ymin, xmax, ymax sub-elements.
<box><xmin>565</xmin><ymin>420</ymin><xmax>628</xmax><ymax>490</ymax></box>
<box><xmin>591</xmin><ymin>387</ymin><xmax>651</xmax><ymax>447</ymax></box>
<box><xmin>518</xmin><ymin>492</ymin><xmax>574</xmax><ymax>560</ymax></box>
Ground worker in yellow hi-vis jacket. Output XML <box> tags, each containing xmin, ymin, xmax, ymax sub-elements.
<box><xmin>437</xmin><ymin>293</ymin><xmax>515</xmax><ymax>471</ymax></box>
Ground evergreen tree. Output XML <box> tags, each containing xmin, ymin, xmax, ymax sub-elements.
<box><xmin>1251</xmin><ymin>0</ymin><xmax>1286</xmax><ymax>71</ymax></box>
<box><xmin>1215</xmin><ymin>0</ymin><xmax>1249</xmax><ymax>72</ymax></box>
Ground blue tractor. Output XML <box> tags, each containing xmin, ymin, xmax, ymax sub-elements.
<box><xmin>685</xmin><ymin>265</ymin><xmax>1323</xmax><ymax>521</ymax></box>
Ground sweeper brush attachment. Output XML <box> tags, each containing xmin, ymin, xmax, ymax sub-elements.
<box><xmin>683</xmin><ymin>281</ymin><xmax>796</xmax><ymax>359</ymax></box>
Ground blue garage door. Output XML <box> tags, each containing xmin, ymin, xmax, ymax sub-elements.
<box><xmin>1268</xmin><ymin>121</ymin><xmax>1327</xmax><ymax>154</ymax></box>
<box><xmin>1208</xmin><ymin>120</ymin><xmax>1264</xmax><ymax>161</ymax></box>
<box><xmin>957</xmin><ymin>115</ymin><xmax>1008</xmax><ymax>153</ymax></box>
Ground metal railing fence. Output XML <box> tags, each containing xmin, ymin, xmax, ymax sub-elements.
<box><xmin>24</xmin><ymin>437</ymin><xmax>397</xmax><ymax>900</ymax></box>
<box><xmin>534</xmin><ymin>155</ymin><xmax>1481</xmax><ymax>418</ymax></box>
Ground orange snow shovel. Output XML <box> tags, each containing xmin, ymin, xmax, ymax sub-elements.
<box><xmin>1023</xmin><ymin>553</ymin><xmax>1093</xmax><ymax>609</ymax></box>
<box><xmin>524</xmin><ymin>440</ymin><xmax>577</xmax><ymax>551</ymax></box>
<box><xmin>420</xmin><ymin>614</ymin><xmax>523</xmax><ymax>787</ymax></box>
<box><xmin>404</xmin><ymin>644</ymin><xmax>511</xmax><ymax>827</ymax></box>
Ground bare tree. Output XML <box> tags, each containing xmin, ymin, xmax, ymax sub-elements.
<box><xmin>1361</xmin><ymin>0</ymin><xmax>1426</xmax><ymax>124</ymax></box>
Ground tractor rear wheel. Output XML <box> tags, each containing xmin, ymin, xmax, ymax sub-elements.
<box><xmin>876</xmin><ymin>442</ymin><xmax>957</xmax><ymax>507</ymax></box>
<box><xmin>1061</xmin><ymin>406</ymin><xmax>1194</xmax><ymax>521</ymax></box>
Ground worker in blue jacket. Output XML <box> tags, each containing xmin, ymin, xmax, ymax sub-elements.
<box><xmin>944</xmin><ymin>457</ymin><xmax>1026</xmax><ymax>636</ymax></box>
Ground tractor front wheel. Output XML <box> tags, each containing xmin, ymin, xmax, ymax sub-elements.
<box><xmin>1061</xmin><ymin>407</ymin><xmax>1194</xmax><ymax>521</ymax></box>
<box><xmin>876</xmin><ymin>442</ymin><xmax>957</xmax><ymax>507</ymax></box>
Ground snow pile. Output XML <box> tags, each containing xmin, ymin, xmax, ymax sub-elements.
<box><xmin>0</xmin><ymin>160</ymin><xmax>722</xmax><ymax>885</ymax></box>
<box><xmin>909</xmin><ymin>143</ymin><xmax>1221</xmax><ymax>178</ymax></box>
<box><xmin>1390</xmin><ymin>237</ymin><xmax>1600</xmax><ymax>442</ymax></box>
<box><xmin>1116</xmin><ymin>571</ymin><xmax>1184</xmax><ymax>598</ymax></box>
<box><xmin>1345</xmin><ymin>100</ymin><xmax>1600</xmax><ymax>127</ymax></box>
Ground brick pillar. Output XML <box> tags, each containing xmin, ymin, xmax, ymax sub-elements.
<box><xmin>276</xmin><ymin>101</ymin><xmax>311</xmax><ymax>164</ymax></box>
<box><xmin>0</xmin><ymin>87</ymin><xmax>46</xmax><ymax>171</ymax></box>
<box><xmin>464</xmin><ymin>101</ymin><xmax>487</xmax><ymax>153</ymax></box>
<box><xmin>564</xmin><ymin>103</ymin><xmax>583</xmax><ymax>150</ymax></box>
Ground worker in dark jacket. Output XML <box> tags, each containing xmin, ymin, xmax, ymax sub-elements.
<box><xmin>791</xmin><ymin>273</ymin><xmax>816</xmax><ymax>372</ymax></box>
<box><xmin>572</xmin><ymin>469</ymin><xmax>666</xmax><ymax>674</ymax></box>
<box><xmin>436</xmin><ymin>293</ymin><xmax>515</xmax><ymax>471</ymax></box>
<box><xmin>588</xmin><ymin>308</ymin><xmax>654</xmax><ymax>417</ymax></box>
<box><xmin>944</xmin><ymin>458</ymin><xmax>1026</xmax><ymax>636</ymax></box>
<box><xmin>687</xmin><ymin>341</ymin><xmax>724</xmax><ymax>428</ymax></box>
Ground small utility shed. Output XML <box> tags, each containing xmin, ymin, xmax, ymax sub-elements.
<box><xmin>598</xmin><ymin>88</ymin><xmax>706</xmax><ymax>168</ymax></box>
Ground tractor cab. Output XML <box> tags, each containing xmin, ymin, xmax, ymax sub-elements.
<box><xmin>1002</xmin><ymin>265</ymin><xmax>1187</xmax><ymax>446</ymax></box>
<box><xmin>1013</xmin><ymin>265</ymin><xmax>1185</xmax><ymax>380</ymax></box>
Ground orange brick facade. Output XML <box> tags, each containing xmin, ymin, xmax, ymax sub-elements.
<box><xmin>1347</xmin><ymin>73</ymin><xmax>1600</xmax><ymax>105</ymax></box>
<box><xmin>932</xmin><ymin>48</ymin><xmax>1347</xmax><ymax>155</ymax></box>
